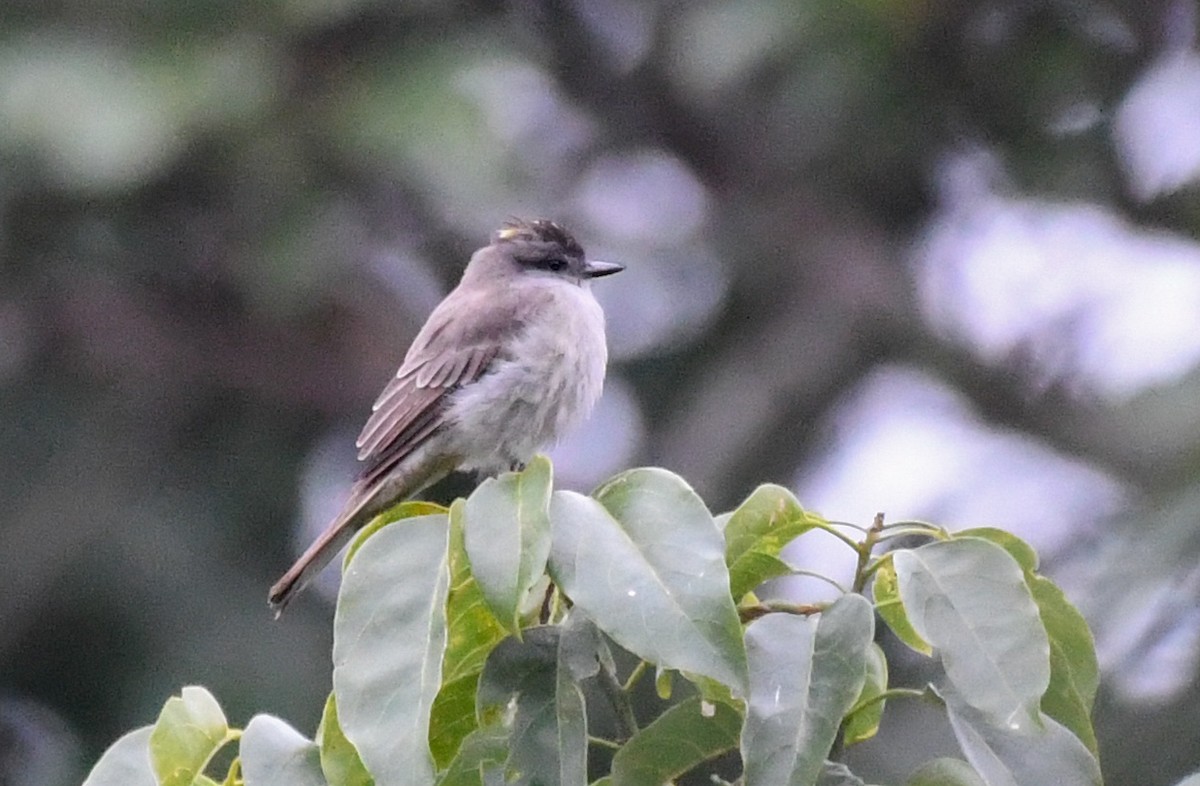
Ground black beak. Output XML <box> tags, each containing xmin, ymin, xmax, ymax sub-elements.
<box><xmin>584</xmin><ymin>259</ymin><xmax>624</xmax><ymax>278</ymax></box>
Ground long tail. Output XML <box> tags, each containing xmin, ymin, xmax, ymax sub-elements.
<box><xmin>268</xmin><ymin>451</ymin><xmax>457</xmax><ymax>616</ymax></box>
<box><xmin>268</xmin><ymin>487</ymin><xmax>379</xmax><ymax>617</ymax></box>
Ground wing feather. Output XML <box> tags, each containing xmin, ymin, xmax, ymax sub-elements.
<box><xmin>352</xmin><ymin>284</ymin><xmax>527</xmax><ymax>483</ymax></box>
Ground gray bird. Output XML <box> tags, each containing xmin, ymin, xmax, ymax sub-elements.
<box><xmin>269</xmin><ymin>219</ymin><xmax>623</xmax><ymax>613</ymax></box>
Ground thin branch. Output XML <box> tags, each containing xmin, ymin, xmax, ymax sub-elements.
<box><xmin>738</xmin><ymin>601</ymin><xmax>825</xmax><ymax>623</ymax></box>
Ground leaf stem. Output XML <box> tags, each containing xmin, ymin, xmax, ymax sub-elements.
<box><xmin>851</xmin><ymin>513</ymin><xmax>886</xmax><ymax>593</ymax></box>
<box><xmin>622</xmin><ymin>660</ymin><xmax>649</xmax><ymax>693</ymax></box>
<box><xmin>810</xmin><ymin>520</ymin><xmax>863</xmax><ymax>553</ymax></box>
<box><xmin>843</xmin><ymin>687</ymin><xmax>927</xmax><ymax>721</ymax></box>
<box><xmin>588</xmin><ymin>735</ymin><xmax>621</xmax><ymax>751</ymax></box>
<box><xmin>738</xmin><ymin>600</ymin><xmax>825</xmax><ymax>623</ymax></box>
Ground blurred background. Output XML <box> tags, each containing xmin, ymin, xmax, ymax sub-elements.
<box><xmin>3</xmin><ymin>0</ymin><xmax>1200</xmax><ymax>783</ymax></box>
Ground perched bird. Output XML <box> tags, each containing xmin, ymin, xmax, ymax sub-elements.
<box><xmin>269</xmin><ymin>219</ymin><xmax>623</xmax><ymax>613</ymax></box>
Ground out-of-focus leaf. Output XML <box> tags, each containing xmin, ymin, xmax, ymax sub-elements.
<box><xmin>317</xmin><ymin>694</ymin><xmax>373</xmax><ymax>786</ymax></box>
<box><xmin>610</xmin><ymin>697</ymin><xmax>741</xmax><ymax>785</ymax></box>
<box><xmin>430</xmin><ymin>500</ymin><xmax>509</xmax><ymax>767</ymax></box>
<box><xmin>894</xmin><ymin>540</ymin><xmax>1049</xmax><ymax>727</ymax></box>
<box><xmin>723</xmin><ymin>484</ymin><xmax>819</xmax><ymax>599</ymax></box>
<box><xmin>843</xmin><ymin>642</ymin><xmax>888</xmax><ymax>746</ymax></box>
<box><xmin>344</xmin><ymin>500</ymin><xmax>447</xmax><ymax>566</ymax></box>
<box><xmin>873</xmin><ymin>557</ymin><xmax>933</xmax><ymax>656</ymax></box>
<box><xmin>476</xmin><ymin>626</ymin><xmax>587</xmax><ymax>786</ymax></box>
<box><xmin>240</xmin><ymin>715</ymin><xmax>325</xmax><ymax>786</ymax></box>
<box><xmin>939</xmin><ymin>685</ymin><xmax>1101</xmax><ymax>786</ymax></box>
<box><xmin>333</xmin><ymin>513</ymin><xmax>451</xmax><ymax>786</ymax></box>
<box><xmin>82</xmin><ymin>727</ymin><xmax>155</xmax><ymax>786</ymax></box>
<box><xmin>904</xmin><ymin>758</ymin><xmax>985</xmax><ymax>786</ymax></box>
<box><xmin>434</xmin><ymin>727</ymin><xmax>509</xmax><ymax>786</ymax></box>
<box><xmin>1029</xmin><ymin>575</ymin><xmax>1099</xmax><ymax>755</ymax></box>
<box><xmin>548</xmin><ymin>469</ymin><xmax>747</xmax><ymax>695</ymax></box>
<box><xmin>741</xmin><ymin>594</ymin><xmax>874</xmax><ymax>786</ymax></box>
<box><xmin>464</xmin><ymin>455</ymin><xmax>553</xmax><ymax>634</ymax></box>
<box><xmin>149</xmin><ymin>686</ymin><xmax>232</xmax><ymax>786</ymax></box>
<box><xmin>953</xmin><ymin>529</ymin><xmax>1039</xmax><ymax>572</ymax></box>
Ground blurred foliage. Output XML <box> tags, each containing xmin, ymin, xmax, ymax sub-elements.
<box><xmin>3</xmin><ymin>1</ymin><xmax>1200</xmax><ymax>785</ymax></box>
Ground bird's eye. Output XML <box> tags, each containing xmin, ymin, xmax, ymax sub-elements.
<box><xmin>547</xmin><ymin>259</ymin><xmax>567</xmax><ymax>272</ymax></box>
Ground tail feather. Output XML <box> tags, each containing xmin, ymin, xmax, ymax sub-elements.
<box><xmin>269</xmin><ymin>449</ymin><xmax>458</xmax><ymax>616</ymax></box>
<box><xmin>268</xmin><ymin>502</ymin><xmax>368</xmax><ymax>617</ymax></box>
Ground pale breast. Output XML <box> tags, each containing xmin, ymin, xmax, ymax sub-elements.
<box><xmin>446</xmin><ymin>280</ymin><xmax>608</xmax><ymax>473</ymax></box>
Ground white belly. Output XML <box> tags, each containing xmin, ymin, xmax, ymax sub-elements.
<box><xmin>446</xmin><ymin>281</ymin><xmax>608</xmax><ymax>473</ymax></box>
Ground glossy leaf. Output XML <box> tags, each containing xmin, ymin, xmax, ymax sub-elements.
<box><xmin>434</xmin><ymin>727</ymin><xmax>509</xmax><ymax>786</ymax></box>
<box><xmin>82</xmin><ymin>726</ymin><xmax>155</xmax><ymax>786</ymax></box>
<box><xmin>724</xmin><ymin>484</ymin><xmax>819</xmax><ymax>600</ymax></box>
<box><xmin>344</xmin><ymin>500</ymin><xmax>447</xmax><ymax>566</ymax></box>
<box><xmin>953</xmin><ymin>529</ymin><xmax>1039</xmax><ymax>572</ymax></box>
<box><xmin>333</xmin><ymin>513</ymin><xmax>451</xmax><ymax>786</ymax></box>
<box><xmin>476</xmin><ymin>626</ymin><xmax>587</xmax><ymax>786</ymax></box>
<box><xmin>241</xmin><ymin>714</ymin><xmax>326</xmax><ymax>786</ymax></box>
<box><xmin>429</xmin><ymin>674</ymin><xmax>482</xmax><ymax>770</ymax></box>
<box><xmin>1030</xmin><ymin>575</ymin><xmax>1099</xmax><ymax>754</ymax></box>
<box><xmin>548</xmin><ymin>469</ymin><xmax>748</xmax><ymax>695</ymax></box>
<box><xmin>317</xmin><ymin>694</ymin><xmax>373</xmax><ymax>786</ymax></box>
<box><xmin>873</xmin><ymin>557</ymin><xmax>932</xmax><ymax>656</ymax></box>
<box><xmin>905</xmin><ymin>758</ymin><xmax>986</xmax><ymax>786</ymax></box>
<box><xmin>894</xmin><ymin>539</ymin><xmax>1050</xmax><ymax>727</ymax></box>
<box><xmin>430</xmin><ymin>500</ymin><xmax>509</xmax><ymax>767</ymax></box>
<box><xmin>940</xmin><ymin>685</ymin><xmax>1101</xmax><ymax>786</ymax></box>
<box><xmin>610</xmin><ymin>697</ymin><xmax>741</xmax><ymax>786</ymax></box>
<box><xmin>149</xmin><ymin>686</ymin><xmax>232</xmax><ymax>786</ymax></box>
<box><xmin>463</xmin><ymin>455</ymin><xmax>553</xmax><ymax>634</ymax></box>
<box><xmin>843</xmin><ymin>642</ymin><xmax>888</xmax><ymax>746</ymax></box>
<box><xmin>741</xmin><ymin>594</ymin><xmax>874</xmax><ymax>786</ymax></box>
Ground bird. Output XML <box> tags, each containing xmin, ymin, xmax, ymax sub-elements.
<box><xmin>268</xmin><ymin>218</ymin><xmax>623</xmax><ymax>614</ymax></box>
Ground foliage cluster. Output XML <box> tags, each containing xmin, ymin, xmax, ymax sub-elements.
<box><xmin>85</xmin><ymin>457</ymin><xmax>1128</xmax><ymax>785</ymax></box>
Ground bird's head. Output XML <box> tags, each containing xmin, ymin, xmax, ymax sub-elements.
<box><xmin>467</xmin><ymin>218</ymin><xmax>623</xmax><ymax>285</ymax></box>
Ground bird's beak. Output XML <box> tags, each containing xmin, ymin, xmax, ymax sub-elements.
<box><xmin>584</xmin><ymin>259</ymin><xmax>624</xmax><ymax>278</ymax></box>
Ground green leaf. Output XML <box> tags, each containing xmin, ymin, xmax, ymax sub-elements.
<box><xmin>939</xmin><ymin>685</ymin><xmax>1101</xmax><ymax>786</ymax></box>
<box><xmin>464</xmin><ymin>455</ymin><xmax>553</xmax><ymax>635</ymax></box>
<box><xmin>82</xmin><ymin>726</ymin><xmax>155</xmax><ymax>786</ymax></box>
<box><xmin>429</xmin><ymin>500</ymin><xmax>510</xmax><ymax>767</ymax></box>
<box><xmin>893</xmin><ymin>539</ymin><xmax>1050</xmax><ymax>727</ymax></box>
<box><xmin>1029</xmin><ymin>575</ymin><xmax>1099</xmax><ymax>755</ymax></box>
<box><xmin>240</xmin><ymin>715</ymin><xmax>326</xmax><ymax>786</ymax></box>
<box><xmin>904</xmin><ymin>758</ymin><xmax>985</xmax><ymax>786</ymax></box>
<box><xmin>345</xmin><ymin>500</ymin><xmax>447</xmax><ymax>566</ymax></box>
<box><xmin>610</xmin><ymin>697</ymin><xmax>741</xmax><ymax>785</ymax></box>
<box><xmin>429</xmin><ymin>674</ymin><xmax>482</xmax><ymax>769</ymax></box>
<box><xmin>333</xmin><ymin>513</ymin><xmax>451</xmax><ymax>786</ymax></box>
<box><xmin>741</xmin><ymin>594</ymin><xmax>875</xmax><ymax>786</ymax></box>
<box><xmin>434</xmin><ymin>727</ymin><xmax>509</xmax><ymax>786</ymax></box>
<box><xmin>655</xmin><ymin>665</ymin><xmax>673</xmax><ymax>700</ymax></box>
<box><xmin>843</xmin><ymin>642</ymin><xmax>888</xmax><ymax>746</ymax></box>
<box><xmin>873</xmin><ymin>557</ymin><xmax>933</xmax><ymax>656</ymax></box>
<box><xmin>953</xmin><ymin>529</ymin><xmax>1039</xmax><ymax>572</ymax></box>
<box><xmin>476</xmin><ymin>626</ymin><xmax>588</xmax><ymax>786</ymax></box>
<box><xmin>317</xmin><ymin>694</ymin><xmax>373</xmax><ymax>786</ymax></box>
<box><xmin>548</xmin><ymin>469</ymin><xmax>748</xmax><ymax>695</ymax></box>
<box><xmin>149</xmin><ymin>686</ymin><xmax>232</xmax><ymax>786</ymax></box>
<box><xmin>723</xmin><ymin>484</ymin><xmax>820</xmax><ymax>600</ymax></box>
